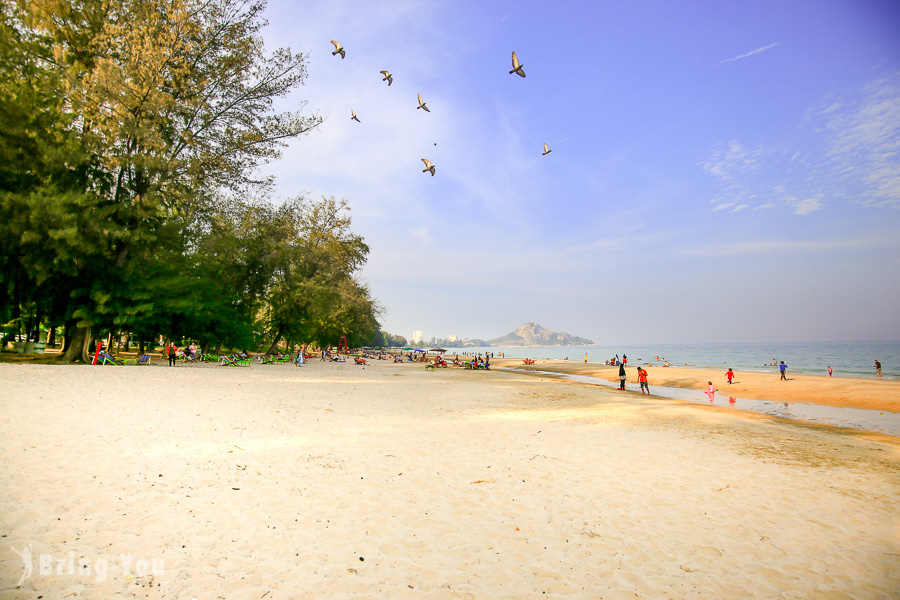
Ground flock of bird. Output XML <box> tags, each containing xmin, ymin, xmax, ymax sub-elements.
<box><xmin>329</xmin><ymin>40</ymin><xmax>550</xmax><ymax>177</ymax></box>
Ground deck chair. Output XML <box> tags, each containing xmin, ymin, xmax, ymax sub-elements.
<box><xmin>258</xmin><ymin>354</ymin><xmax>276</xmax><ymax>365</ymax></box>
<box><xmin>354</xmin><ymin>356</ymin><xmax>367</xmax><ymax>365</ymax></box>
<box><xmin>121</xmin><ymin>354</ymin><xmax>151</xmax><ymax>366</ymax></box>
<box><xmin>99</xmin><ymin>351</ymin><xmax>125</xmax><ymax>365</ymax></box>
<box><xmin>220</xmin><ymin>355</ymin><xmax>250</xmax><ymax>367</ymax></box>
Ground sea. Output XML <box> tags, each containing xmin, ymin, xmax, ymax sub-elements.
<box><xmin>446</xmin><ymin>340</ymin><xmax>900</xmax><ymax>379</ymax></box>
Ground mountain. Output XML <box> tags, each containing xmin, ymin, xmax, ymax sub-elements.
<box><xmin>487</xmin><ymin>322</ymin><xmax>594</xmax><ymax>347</ymax></box>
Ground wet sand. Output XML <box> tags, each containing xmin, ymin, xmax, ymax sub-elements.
<box><xmin>493</xmin><ymin>358</ymin><xmax>900</xmax><ymax>413</ymax></box>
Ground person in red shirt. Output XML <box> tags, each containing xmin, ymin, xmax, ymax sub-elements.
<box><xmin>637</xmin><ymin>367</ymin><xmax>649</xmax><ymax>395</ymax></box>
<box><xmin>726</xmin><ymin>368</ymin><xmax>734</xmax><ymax>384</ymax></box>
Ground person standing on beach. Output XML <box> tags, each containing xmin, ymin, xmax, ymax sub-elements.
<box><xmin>638</xmin><ymin>367</ymin><xmax>649</xmax><ymax>395</ymax></box>
<box><xmin>779</xmin><ymin>361</ymin><xmax>787</xmax><ymax>380</ymax></box>
<box><xmin>706</xmin><ymin>381</ymin><xmax>715</xmax><ymax>401</ymax></box>
<box><xmin>167</xmin><ymin>343</ymin><xmax>177</xmax><ymax>367</ymax></box>
<box><xmin>618</xmin><ymin>363</ymin><xmax>626</xmax><ymax>390</ymax></box>
<box><xmin>827</xmin><ymin>366</ymin><xmax>833</xmax><ymax>377</ymax></box>
<box><xmin>875</xmin><ymin>360</ymin><xmax>882</xmax><ymax>377</ymax></box>
<box><xmin>726</xmin><ymin>368</ymin><xmax>734</xmax><ymax>384</ymax></box>
<box><xmin>584</xmin><ymin>353</ymin><xmax>588</xmax><ymax>364</ymax></box>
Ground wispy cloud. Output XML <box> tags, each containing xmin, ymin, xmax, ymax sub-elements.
<box><xmin>718</xmin><ymin>42</ymin><xmax>781</xmax><ymax>65</ymax></box>
<box><xmin>701</xmin><ymin>140</ymin><xmax>763</xmax><ymax>181</ymax></box>
<box><xmin>701</xmin><ymin>72</ymin><xmax>900</xmax><ymax>213</ymax></box>
<box><xmin>786</xmin><ymin>196</ymin><xmax>824</xmax><ymax>215</ymax></box>
<box><xmin>820</xmin><ymin>73</ymin><xmax>900</xmax><ymax>208</ymax></box>
<box><xmin>679</xmin><ymin>233</ymin><xmax>899</xmax><ymax>258</ymax></box>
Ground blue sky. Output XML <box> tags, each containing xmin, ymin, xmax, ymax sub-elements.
<box><xmin>258</xmin><ymin>0</ymin><xmax>900</xmax><ymax>344</ymax></box>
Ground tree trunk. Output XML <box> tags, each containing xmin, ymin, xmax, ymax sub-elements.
<box><xmin>214</xmin><ymin>341</ymin><xmax>222</xmax><ymax>355</ymax></box>
<box><xmin>138</xmin><ymin>339</ymin><xmax>145</xmax><ymax>355</ymax></box>
<box><xmin>48</xmin><ymin>326</ymin><xmax>56</xmax><ymax>347</ymax></box>
<box><xmin>266</xmin><ymin>329</ymin><xmax>282</xmax><ymax>355</ymax></box>
<box><xmin>60</xmin><ymin>324</ymin><xmax>92</xmax><ymax>363</ymax></box>
<box><xmin>62</xmin><ymin>320</ymin><xmax>73</xmax><ymax>353</ymax></box>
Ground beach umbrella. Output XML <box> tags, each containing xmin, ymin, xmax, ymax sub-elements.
<box><xmin>429</xmin><ymin>348</ymin><xmax>447</xmax><ymax>353</ymax></box>
<box><xmin>401</xmin><ymin>346</ymin><xmax>413</xmax><ymax>351</ymax></box>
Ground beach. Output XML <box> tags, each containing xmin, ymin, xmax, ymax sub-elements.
<box><xmin>493</xmin><ymin>359</ymin><xmax>900</xmax><ymax>413</ymax></box>
<box><xmin>1</xmin><ymin>359</ymin><xmax>899</xmax><ymax>599</ymax></box>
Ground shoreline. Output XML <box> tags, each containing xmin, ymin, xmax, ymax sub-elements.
<box><xmin>491</xmin><ymin>358</ymin><xmax>900</xmax><ymax>414</ymax></box>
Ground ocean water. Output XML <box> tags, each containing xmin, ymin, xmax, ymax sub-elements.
<box><xmin>449</xmin><ymin>340</ymin><xmax>899</xmax><ymax>379</ymax></box>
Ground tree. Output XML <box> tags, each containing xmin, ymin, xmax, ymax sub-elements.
<box><xmin>259</xmin><ymin>195</ymin><xmax>376</xmax><ymax>353</ymax></box>
<box><xmin>0</xmin><ymin>0</ymin><xmax>323</xmax><ymax>361</ymax></box>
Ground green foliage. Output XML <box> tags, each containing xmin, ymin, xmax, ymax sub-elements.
<box><xmin>0</xmin><ymin>0</ymin><xmax>379</xmax><ymax>358</ymax></box>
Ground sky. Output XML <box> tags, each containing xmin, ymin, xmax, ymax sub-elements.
<box><xmin>256</xmin><ymin>0</ymin><xmax>900</xmax><ymax>345</ymax></box>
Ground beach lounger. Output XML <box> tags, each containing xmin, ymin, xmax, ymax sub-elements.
<box><xmin>99</xmin><ymin>351</ymin><xmax>126</xmax><ymax>365</ymax></box>
<box><xmin>221</xmin><ymin>355</ymin><xmax>250</xmax><ymax>367</ymax></box>
<box><xmin>354</xmin><ymin>356</ymin><xmax>367</xmax><ymax>365</ymax></box>
<box><xmin>121</xmin><ymin>354</ymin><xmax>151</xmax><ymax>366</ymax></box>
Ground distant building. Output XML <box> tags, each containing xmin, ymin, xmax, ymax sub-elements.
<box><xmin>448</xmin><ymin>334</ymin><xmax>458</xmax><ymax>343</ymax></box>
<box><xmin>412</xmin><ymin>330</ymin><xmax>423</xmax><ymax>344</ymax></box>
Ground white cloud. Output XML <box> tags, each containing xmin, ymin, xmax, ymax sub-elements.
<box><xmin>821</xmin><ymin>73</ymin><xmax>900</xmax><ymax>208</ymax></box>
<box><xmin>718</xmin><ymin>42</ymin><xmax>781</xmax><ymax>65</ymax></box>
<box><xmin>702</xmin><ymin>72</ymin><xmax>900</xmax><ymax>213</ymax></box>
<box><xmin>411</xmin><ymin>226</ymin><xmax>434</xmax><ymax>246</ymax></box>
<box><xmin>788</xmin><ymin>196</ymin><xmax>824</xmax><ymax>215</ymax></box>
<box><xmin>679</xmin><ymin>233</ymin><xmax>898</xmax><ymax>258</ymax></box>
<box><xmin>701</xmin><ymin>140</ymin><xmax>763</xmax><ymax>182</ymax></box>
<box><xmin>712</xmin><ymin>202</ymin><xmax>734</xmax><ymax>211</ymax></box>
<box><xmin>731</xmin><ymin>204</ymin><xmax>750</xmax><ymax>212</ymax></box>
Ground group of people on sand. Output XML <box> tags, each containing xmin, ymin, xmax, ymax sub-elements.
<box><xmin>164</xmin><ymin>341</ymin><xmax>199</xmax><ymax>366</ymax></box>
<box><xmin>606</xmin><ymin>354</ymin><xmax>628</xmax><ymax>367</ymax></box>
<box><xmin>615</xmin><ymin>362</ymin><xmax>650</xmax><ymax>394</ymax></box>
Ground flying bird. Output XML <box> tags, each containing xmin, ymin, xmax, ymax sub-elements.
<box><xmin>351</xmin><ymin>109</ymin><xmax>360</xmax><ymax>122</ymax></box>
<box><xmin>331</xmin><ymin>40</ymin><xmax>345</xmax><ymax>58</ymax></box>
<box><xmin>421</xmin><ymin>158</ymin><xmax>435</xmax><ymax>176</ymax></box>
<box><xmin>509</xmin><ymin>51</ymin><xmax>525</xmax><ymax>77</ymax></box>
<box><xmin>542</xmin><ymin>143</ymin><xmax>551</xmax><ymax>155</ymax></box>
<box><xmin>417</xmin><ymin>93</ymin><xmax>430</xmax><ymax>112</ymax></box>
<box><xmin>380</xmin><ymin>70</ymin><xmax>393</xmax><ymax>86</ymax></box>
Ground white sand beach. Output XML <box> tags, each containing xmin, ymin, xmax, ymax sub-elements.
<box><xmin>1</xmin><ymin>359</ymin><xmax>898</xmax><ymax>599</ymax></box>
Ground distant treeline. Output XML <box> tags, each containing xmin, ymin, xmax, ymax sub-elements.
<box><xmin>0</xmin><ymin>0</ymin><xmax>381</xmax><ymax>360</ymax></box>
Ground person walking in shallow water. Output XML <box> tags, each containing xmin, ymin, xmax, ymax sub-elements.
<box><xmin>875</xmin><ymin>360</ymin><xmax>882</xmax><ymax>378</ymax></box>
<box><xmin>779</xmin><ymin>361</ymin><xmax>787</xmax><ymax>380</ymax></box>
<box><xmin>827</xmin><ymin>366</ymin><xmax>833</xmax><ymax>377</ymax></box>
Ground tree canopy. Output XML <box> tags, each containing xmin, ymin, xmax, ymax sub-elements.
<box><xmin>0</xmin><ymin>0</ymin><xmax>381</xmax><ymax>359</ymax></box>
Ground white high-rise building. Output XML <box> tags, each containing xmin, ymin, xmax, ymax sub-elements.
<box><xmin>412</xmin><ymin>330</ymin><xmax>423</xmax><ymax>344</ymax></box>
<box><xmin>448</xmin><ymin>334</ymin><xmax>458</xmax><ymax>343</ymax></box>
